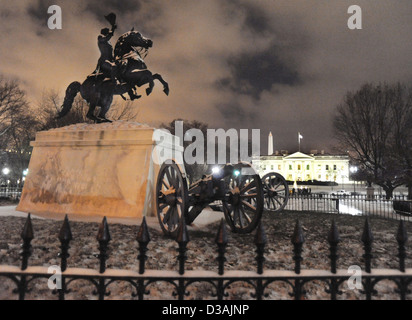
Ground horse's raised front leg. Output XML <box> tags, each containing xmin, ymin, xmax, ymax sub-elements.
<box><xmin>153</xmin><ymin>73</ymin><xmax>169</xmax><ymax>95</ymax></box>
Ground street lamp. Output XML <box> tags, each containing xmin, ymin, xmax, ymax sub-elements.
<box><xmin>2</xmin><ymin>168</ymin><xmax>10</xmax><ymax>175</ymax></box>
<box><xmin>350</xmin><ymin>166</ymin><xmax>358</xmax><ymax>193</ymax></box>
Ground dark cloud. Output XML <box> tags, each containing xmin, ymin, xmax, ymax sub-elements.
<box><xmin>224</xmin><ymin>0</ymin><xmax>273</xmax><ymax>35</ymax></box>
<box><xmin>4</xmin><ymin>1</ymin><xmax>412</xmax><ymax>153</ymax></box>
<box><xmin>216</xmin><ymin>102</ymin><xmax>257</xmax><ymax>124</ymax></box>
<box><xmin>84</xmin><ymin>0</ymin><xmax>142</xmax><ymax>22</ymax></box>
<box><xmin>27</xmin><ymin>0</ymin><xmax>53</xmax><ymax>24</ymax></box>
<box><xmin>218</xmin><ymin>46</ymin><xmax>300</xmax><ymax>99</ymax></box>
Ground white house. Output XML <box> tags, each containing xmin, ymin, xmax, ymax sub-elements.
<box><xmin>252</xmin><ymin>133</ymin><xmax>351</xmax><ymax>183</ymax></box>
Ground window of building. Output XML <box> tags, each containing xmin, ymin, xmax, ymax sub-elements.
<box><xmin>333</xmin><ymin>165</ymin><xmax>337</xmax><ymax>171</ymax></box>
<box><xmin>326</xmin><ymin>165</ymin><xmax>329</xmax><ymax>170</ymax></box>
<box><xmin>298</xmin><ymin>165</ymin><xmax>301</xmax><ymax>170</ymax></box>
<box><xmin>306</xmin><ymin>164</ymin><xmax>310</xmax><ymax>170</ymax></box>
<box><xmin>271</xmin><ymin>165</ymin><xmax>274</xmax><ymax>170</ymax></box>
<box><xmin>278</xmin><ymin>165</ymin><xmax>281</xmax><ymax>170</ymax></box>
<box><xmin>289</xmin><ymin>165</ymin><xmax>292</xmax><ymax>170</ymax></box>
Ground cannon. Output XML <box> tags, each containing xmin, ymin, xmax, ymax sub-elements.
<box><xmin>155</xmin><ymin>160</ymin><xmax>290</xmax><ymax>237</ymax></box>
<box><xmin>156</xmin><ymin>161</ymin><xmax>265</xmax><ymax>237</ymax></box>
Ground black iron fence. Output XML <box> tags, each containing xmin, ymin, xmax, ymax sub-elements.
<box><xmin>1</xmin><ymin>213</ymin><xmax>412</xmax><ymax>300</ymax></box>
<box><xmin>286</xmin><ymin>194</ymin><xmax>412</xmax><ymax>222</ymax></box>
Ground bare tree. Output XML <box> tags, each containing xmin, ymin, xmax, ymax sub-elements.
<box><xmin>0</xmin><ymin>78</ymin><xmax>35</xmax><ymax>186</ymax></box>
<box><xmin>0</xmin><ymin>78</ymin><xmax>27</xmax><ymax>141</ymax></box>
<box><xmin>37</xmin><ymin>90</ymin><xmax>140</xmax><ymax>130</ymax></box>
<box><xmin>333</xmin><ymin>82</ymin><xmax>411</xmax><ymax>198</ymax></box>
<box><xmin>107</xmin><ymin>100</ymin><xmax>140</xmax><ymax>121</ymax></box>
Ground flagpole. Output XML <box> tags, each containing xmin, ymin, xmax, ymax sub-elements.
<box><xmin>298</xmin><ymin>132</ymin><xmax>300</xmax><ymax>152</ymax></box>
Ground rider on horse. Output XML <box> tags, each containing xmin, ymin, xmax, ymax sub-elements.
<box><xmin>95</xmin><ymin>14</ymin><xmax>140</xmax><ymax>101</ymax></box>
<box><xmin>96</xmin><ymin>26</ymin><xmax>117</xmax><ymax>84</ymax></box>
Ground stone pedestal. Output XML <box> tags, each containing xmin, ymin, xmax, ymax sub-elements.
<box><xmin>16</xmin><ymin>122</ymin><xmax>184</xmax><ymax>220</ymax></box>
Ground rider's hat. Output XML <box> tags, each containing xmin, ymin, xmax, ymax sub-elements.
<box><xmin>101</xmin><ymin>28</ymin><xmax>110</xmax><ymax>36</ymax></box>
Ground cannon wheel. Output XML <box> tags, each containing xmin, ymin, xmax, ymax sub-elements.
<box><xmin>222</xmin><ymin>162</ymin><xmax>264</xmax><ymax>234</ymax></box>
<box><xmin>156</xmin><ymin>160</ymin><xmax>188</xmax><ymax>237</ymax></box>
<box><xmin>262</xmin><ymin>172</ymin><xmax>289</xmax><ymax>212</ymax></box>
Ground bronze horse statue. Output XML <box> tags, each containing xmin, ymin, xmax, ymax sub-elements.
<box><xmin>58</xmin><ymin>30</ymin><xmax>169</xmax><ymax>122</ymax></box>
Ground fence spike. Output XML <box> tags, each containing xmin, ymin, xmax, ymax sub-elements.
<box><xmin>97</xmin><ymin>216</ymin><xmax>111</xmax><ymax>243</ymax></box>
<box><xmin>254</xmin><ymin>221</ymin><xmax>267</xmax><ymax>246</ymax></box>
<box><xmin>396</xmin><ymin>220</ymin><xmax>408</xmax><ymax>272</ymax></box>
<box><xmin>137</xmin><ymin>217</ymin><xmax>151</xmax><ymax>244</ymax></box>
<box><xmin>20</xmin><ymin>213</ymin><xmax>34</xmax><ymax>270</ymax></box>
<box><xmin>97</xmin><ymin>217</ymin><xmax>111</xmax><ymax>274</ymax></box>
<box><xmin>327</xmin><ymin>220</ymin><xmax>340</xmax><ymax>274</ymax></box>
<box><xmin>292</xmin><ymin>219</ymin><xmax>305</xmax><ymax>245</ymax></box>
<box><xmin>21</xmin><ymin>213</ymin><xmax>34</xmax><ymax>241</ymax></box>
<box><xmin>215</xmin><ymin>219</ymin><xmax>228</xmax><ymax>276</ymax></box>
<box><xmin>396</xmin><ymin>220</ymin><xmax>408</xmax><ymax>244</ymax></box>
<box><xmin>254</xmin><ymin>222</ymin><xmax>266</xmax><ymax>275</ymax></box>
<box><xmin>137</xmin><ymin>217</ymin><xmax>151</xmax><ymax>275</ymax></box>
<box><xmin>59</xmin><ymin>215</ymin><xmax>73</xmax><ymax>243</ymax></box>
<box><xmin>361</xmin><ymin>218</ymin><xmax>373</xmax><ymax>273</ymax></box>
<box><xmin>215</xmin><ymin>219</ymin><xmax>228</xmax><ymax>246</ymax></box>
<box><xmin>292</xmin><ymin>220</ymin><xmax>305</xmax><ymax>274</ymax></box>
<box><xmin>58</xmin><ymin>215</ymin><xmax>72</xmax><ymax>272</ymax></box>
<box><xmin>361</xmin><ymin>218</ymin><xmax>374</xmax><ymax>245</ymax></box>
<box><xmin>176</xmin><ymin>217</ymin><xmax>189</xmax><ymax>275</ymax></box>
<box><xmin>176</xmin><ymin>216</ymin><xmax>190</xmax><ymax>244</ymax></box>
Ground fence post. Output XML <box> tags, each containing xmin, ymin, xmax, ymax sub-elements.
<box><xmin>396</xmin><ymin>220</ymin><xmax>408</xmax><ymax>300</ymax></box>
<box><xmin>137</xmin><ymin>217</ymin><xmax>150</xmax><ymax>274</ymax></box>
<box><xmin>58</xmin><ymin>215</ymin><xmax>72</xmax><ymax>300</ymax></box>
<box><xmin>215</xmin><ymin>219</ymin><xmax>228</xmax><ymax>276</ymax></box>
<box><xmin>136</xmin><ymin>217</ymin><xmax>151</xmax><ymax>300</ymax></box>
<box><xmin>19</xmin><ymin>214</ymin><xmax>34</xmax><ymax>300</ymax></box>
<box><xmin>58</xmin><ymin>215</ymin><xmax>72</xmax><ymax>272</ymax></box>
<box><xmin>361</xmin><ymin>218</ymin><xmax>374</xmax><ymax>300</ymax></box>
<box><xmin>215</xmin><ymin>219</ymin><xmax>228</xmax><ymax>300</ymax></box>
<box><xmin>328</xmin><ymin>219</ymin><xmax>340</xmax><ymax>274</ymax></box>
<box><xmin>397</xmin><ymin>220</ymin><xmax>408</xmax><ymax>272</ymax></box>
<box><xmin>176</xmin><ymin>218</ymin><xmax>189</xmax><ymax>300</ymax></box>
<box><xmin>292</xmin><ymin>220</ymin><xmax>305</xmax><ymax>274</ymax></box>
<box><xmin>96</xmin><ymin>217</ymin><xmax>111</xmax><ymax>300</ymax></box>
<box><xmin>254</xmin><ymin>222</ymin><xmax>267</xmax><ymax>300</ymax></box>
<box><xmin>292</xmin><ymin>220</ymin><xmax>305</xmax><ymax>300</ymax></box>
<box><xmin>327</xmin><ymin>219</ymin><xmax>340</xmax><ymax>300</ymax></box>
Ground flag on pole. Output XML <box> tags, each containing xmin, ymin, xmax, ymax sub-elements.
<box><xmin>298</xmin><ymin>132</ymin><xmax>303</xmax><ymax>141</ymax></box>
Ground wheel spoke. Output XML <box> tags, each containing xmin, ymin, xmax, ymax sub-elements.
<box><xmin>271</xmin><ymin>197</ymin><xmax>277</xmax><ymax>210</ymax></box>
<box><xmin>240</xmin><ymin>205</ymin><xmax>252</xmax><ymax>224</ymax></box>
<box><xmin>241</xmin><ymin>200</ymin><xmax>257</xmax><ymax>212</ymax></box>
<box><xmin>240</xmin><ymin>180</ymin><xmax>255</xmax><ymax>194</ymax></box>
<box><xmin>240</xmin><ymin>193</ymin><xmax>258</xmax><ymax>198</ymax></box>
<box><xmin>163</xmin><ymin>206</ymin><xmax>173</xmax><ymax>225</ymax></box>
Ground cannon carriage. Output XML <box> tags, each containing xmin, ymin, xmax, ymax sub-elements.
<box><xmin>155</xmin><ymin>161</ymin><xmax>289</xmax><ymax>237</ymax></box>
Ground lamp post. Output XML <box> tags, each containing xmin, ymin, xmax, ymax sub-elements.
<box><xmin>350</xmin><ymin>166</ymin><xmax>358</xmax><ymax>193</ymax></box>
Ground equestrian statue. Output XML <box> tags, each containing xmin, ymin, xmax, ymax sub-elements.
<box><xmin>58</xmin><ymin>13</ymin><xmax>169</xmax><ymax>122</ymax></box>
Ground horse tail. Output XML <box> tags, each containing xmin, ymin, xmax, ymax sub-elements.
<box><xmin>57</xmin><ymin>81</ymin><xmax>81</xmax><ymax>118</ymax></box>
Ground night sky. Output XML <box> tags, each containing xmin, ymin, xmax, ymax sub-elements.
<box><xmin>2</xmin><ymin>0</ymin><xmax>412</xmax><ymax>153</ymax></box>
